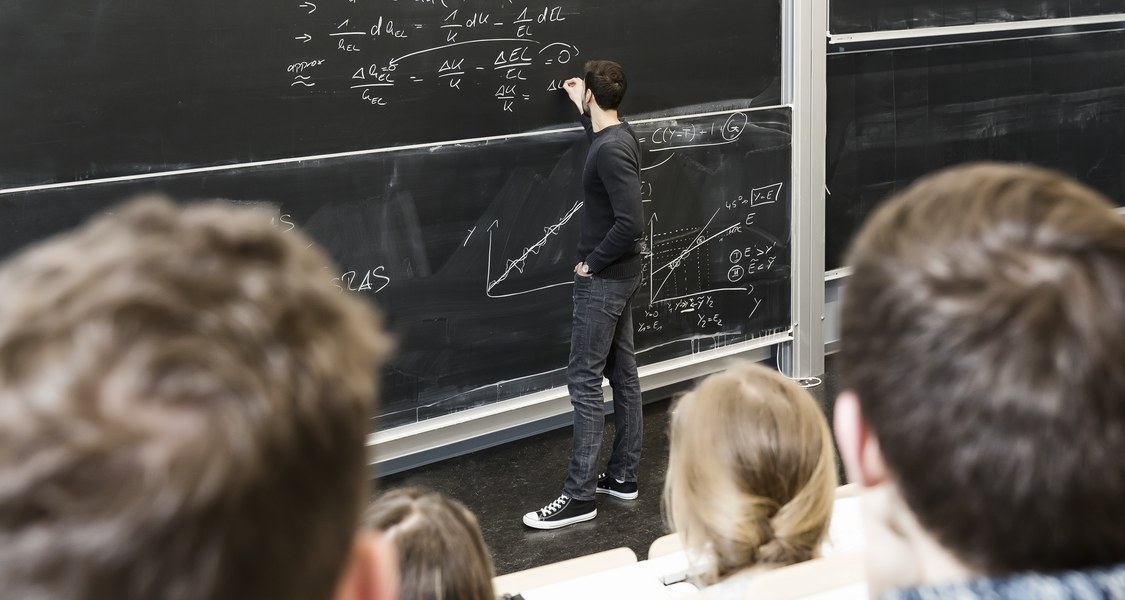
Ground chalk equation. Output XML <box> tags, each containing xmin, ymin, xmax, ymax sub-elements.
<box><xmin>640</xmin><ymin>112</ymin><xmax>751</xmax><ymax>152</ymax></box>
<box><xmin>287</xmin><ymin>2</ymin><xmax>580</xmax><ymax>113</ymax></box>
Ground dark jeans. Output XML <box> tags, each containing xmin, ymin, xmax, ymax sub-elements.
<box><xmin>563</xmin><ymin>271</ymin><xmax>643</xmax><ymax>501</ymax></box>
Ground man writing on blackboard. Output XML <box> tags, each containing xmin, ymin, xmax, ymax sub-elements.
<box><xmin>523</xmin><ymin>60</ymin><xmax>645</xmax><ymax>529</ymax></box>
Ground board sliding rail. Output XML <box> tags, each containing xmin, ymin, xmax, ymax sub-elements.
<box><xmin>824</xmin><ymin>208</ymin><xmax>1125</xmax><ymax>280</ymax></box>
<box><xmin>367</xmin><ymin>330</ymin><xmax>792</xmax><ymax>476</ymax></box>
<box><xmin>0</xmin><ymin>104</ymin><xmax>791</xmax><ymax>196</ymax></box>
<box><xmin>828</xmin><ymin>14</ymin><xmax>1125</xmax><ymax>54</ymax></box>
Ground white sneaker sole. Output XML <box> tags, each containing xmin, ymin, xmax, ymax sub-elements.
<box><xmin>522</xmin><ymin>508</ymin><xmax>597</xmax><ymax>530</ymax></box>
<box><xmin>596</xmin><ymin>488</ymin><xmax>639</xmax><ymax>500</ymax></box>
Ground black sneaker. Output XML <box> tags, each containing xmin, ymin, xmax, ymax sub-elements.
<box><xmin>595</xmin><ymin>473</ymin><xmax>638</xmax><ymax>500</ymax></box>
<box><xmin>522</xmin><ymin>494</ymin><xmax>597</xmax><ymax>530</ymax></box>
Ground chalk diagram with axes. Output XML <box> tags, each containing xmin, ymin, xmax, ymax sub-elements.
<box><xmin>475</xmin><ymin>110</ymin><xmax>786</xmax><ymax>303</ymax></box>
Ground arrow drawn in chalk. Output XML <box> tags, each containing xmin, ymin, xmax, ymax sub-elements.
<box><xmin>299</xmin><ymin>2</ymin><xmax>317</xmax><ymax>14</ymax></box>
<box><xmin>294</xmin><ymin>33</ymin><xmax>313</xmax><ymax>43</ymax></box>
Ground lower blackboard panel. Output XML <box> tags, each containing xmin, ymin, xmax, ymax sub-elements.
<box><xmin>0</xmin><ymin>108</ymin><xmax>792</xmax><ymax>430</ymax></box>
<box><xmin>826</xmin><ymin>31</ymin><xmax>1125</xmax><ymax>271</ymax></box>
<box><xmin>830</xmin><ymin>0</ymin><xmax>1125</xmax><ymax>35</ymax></box>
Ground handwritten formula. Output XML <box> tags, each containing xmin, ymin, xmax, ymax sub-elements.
<box><xmin>288</xmin><ymin>1</ymin><xmax>581</xmax><ymax>113</ymax></box>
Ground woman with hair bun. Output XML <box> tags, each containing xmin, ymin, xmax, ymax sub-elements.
<box><xmin>663</xmin><ymin>362</ymin><xmax>838</xmax><ymax>598</ymax></box>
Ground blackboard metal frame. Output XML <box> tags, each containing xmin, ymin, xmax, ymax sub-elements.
<box><xmin>0</xmin><ymin>125</ymin><xmax>579</xmax><ymax>198</ymax></box>
<box><xmin>783</xmin><ymin>0</ymin><xmax>829</xmax><ymax>379</ymax></box>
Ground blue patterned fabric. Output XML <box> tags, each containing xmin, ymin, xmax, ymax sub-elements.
<box><xmin>881</xmin><ymin>564</ymin><xmax>1125</xmax><ymax>600</ymax></box>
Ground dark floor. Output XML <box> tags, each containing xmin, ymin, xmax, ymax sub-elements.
<box><xmin>377</xmin><ymin>355</ymin><xmax>841</xmax><ymax>575</ymax></box>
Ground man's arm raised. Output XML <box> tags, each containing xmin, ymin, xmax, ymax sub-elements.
<box><xmin>562</xmin><ymin>77</ymin><xmax>585</xmax><ymax>115</ymax></box>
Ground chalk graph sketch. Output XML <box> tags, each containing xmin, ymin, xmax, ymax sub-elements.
<box><xmin>645</xmin><ymin>180</ymin><xmax>785</xmax><ymax>304</ymax></box>
<box><xmin>647</xmin><ymin>207</ymin><xmax>741</xmax><ymax>304</ymax></box>
<box><xmin>480</xmin><ymin>109</ymin><xmax>789</xmax><ymax>311</ymax></box>
<box><xmin>484</xmin><ymin>200</ymin><xmax>583</xmax><ymax>298</ymax></box>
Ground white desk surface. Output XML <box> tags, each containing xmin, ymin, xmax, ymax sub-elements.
<box><xmin>801</xmin><ymin>582</ymin><xmax>868</xmax><ymax>600</ymax></box>
<box><xmin>519</xmin><ymin>552</ymin><xmax>699</xmax><ymax>599</ymax></box>
<box><xmin>519</xmin><ymin>496</ymin><xmax>865</xmax><ymax>600</ymax></box>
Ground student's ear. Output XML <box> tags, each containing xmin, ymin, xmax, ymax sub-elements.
<box><xmin>834</xmin><ymin>390</ymin><xmax>889</xmax><ymax>487</ymax></box>
<box><xmin>584</xmin><ymin>88</ymin><xmax>594</xmax><ymax>107</ymax></box>
<box><xmin>334</xmin><ymin>532</ymin><xmax>398</xmax><ymax>600</ymax></box>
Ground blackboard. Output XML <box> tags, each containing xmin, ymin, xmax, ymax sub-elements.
<box><xmin>831</xmin><ymin>0</ymin><xmax>1125</xmax><ymax>34</ymax></box>
<box><xmin>0</xmin><ymin>108</ymin><xmax>793</xmax><ymax>429</ymax></box>
<box><xmin>0</xmin><ymin>0</ymin><xmax>781</xmax><ymax>189</ymax></box>
<box><xmin>1</xmin><ymin>1</ymin><xmax>790</xmax><ymax>430</ymax></box>
<box><xmin>825</xmin><ymin>31</ymin><xmax>1125</xmax><ymax>271</ymax></box>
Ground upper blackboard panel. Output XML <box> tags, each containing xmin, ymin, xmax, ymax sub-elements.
<box><xmin>831</xmin><ymin>0</ymin><xmax>1125</xmax><ymax>34</ymax></box>
<box><xmin>826</xmin><ymin>31</ymin><xmax>1125</xmax><ymax>271</ymax></box>
<box><xmin>1</xmin><ymin>108</ymin><xmax>793</xmax><ymax>430</ymax></box>
<box><xmin>0</xmin><ymin>0</ymin><xmax>781</xmax><ymax>188</ymax></box>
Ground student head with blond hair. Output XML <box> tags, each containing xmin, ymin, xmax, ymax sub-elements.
<box><xmin>366</xmin><ymin>487</ymin><xmax>497</xmax><ymax>600</ymax></box>
<box><xmin>664</xmin><ymin>362</ymin><xmax>838</xmax><ymax>596</ymax></box>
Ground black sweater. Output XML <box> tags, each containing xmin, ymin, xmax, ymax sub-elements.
<box><xmin>576</xmin><ymin>113</ymin><xmax>643</xmax><ymax>279</ymax></box>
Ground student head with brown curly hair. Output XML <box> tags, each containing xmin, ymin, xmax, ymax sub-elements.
<box><xmin>836</xmin><ymin>163</ymin><xmax>1125</xmax><ymax>599</ymax></box>
<box><xmin>663</xmin><ymin>362</ymin><xmax>838</xmax><ymax>597</ymax></box>
<box><xmin>0</xmin><ymin>197</ymin><xmax>396</xmax><ymax>600</ymax></box>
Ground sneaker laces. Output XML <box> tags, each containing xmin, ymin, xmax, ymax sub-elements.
<box><xmin>598</xmin><ymin>473</ymin><xmax>623</xmax><ymax>484</ymax></box>
<box><xmin>539</xmin><ymin>495</ymin><xmax>568</xmax><ymax>516</ymax></box>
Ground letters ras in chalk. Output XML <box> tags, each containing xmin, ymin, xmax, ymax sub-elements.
<box><xmin>333</xmin><ymin>267</ymin><xmax>391</xmax><ymax>294</ymax></box>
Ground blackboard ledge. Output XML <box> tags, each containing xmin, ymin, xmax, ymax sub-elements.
<box><xmin>828</xmin><ymin>13</ymin><xmax>1125</xmax><ymax>46</ymax></box>
<box><xmin>628</xmin><ymin>101</ymin><xmax>791</xmax><ymax>126</ymax></box>
<box><xmin>368</xmin><ymin>331</ymin><xmax>792</xmax><ymax>477</ymax></box>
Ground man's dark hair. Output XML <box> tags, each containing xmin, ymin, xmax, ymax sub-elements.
<box><xmin>841</xmin><ymin>162</ymin><xmax>1125</xmax><ymax>574</ymax></box>
<box><xmin>0</xmin><ymin>197</ymin><xmax>391</xmax><ymax>600</ymax></box>
<box><xmin>584</xmin><ymin>59</ymin><xmax>627</xmax><ymax>110</ymax></box>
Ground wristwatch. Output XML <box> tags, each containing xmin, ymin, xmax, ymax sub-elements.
<box><xmin>581</xmin><ymin>263</ymin><xmax>591</xmax><ymax>275</ymax></box>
